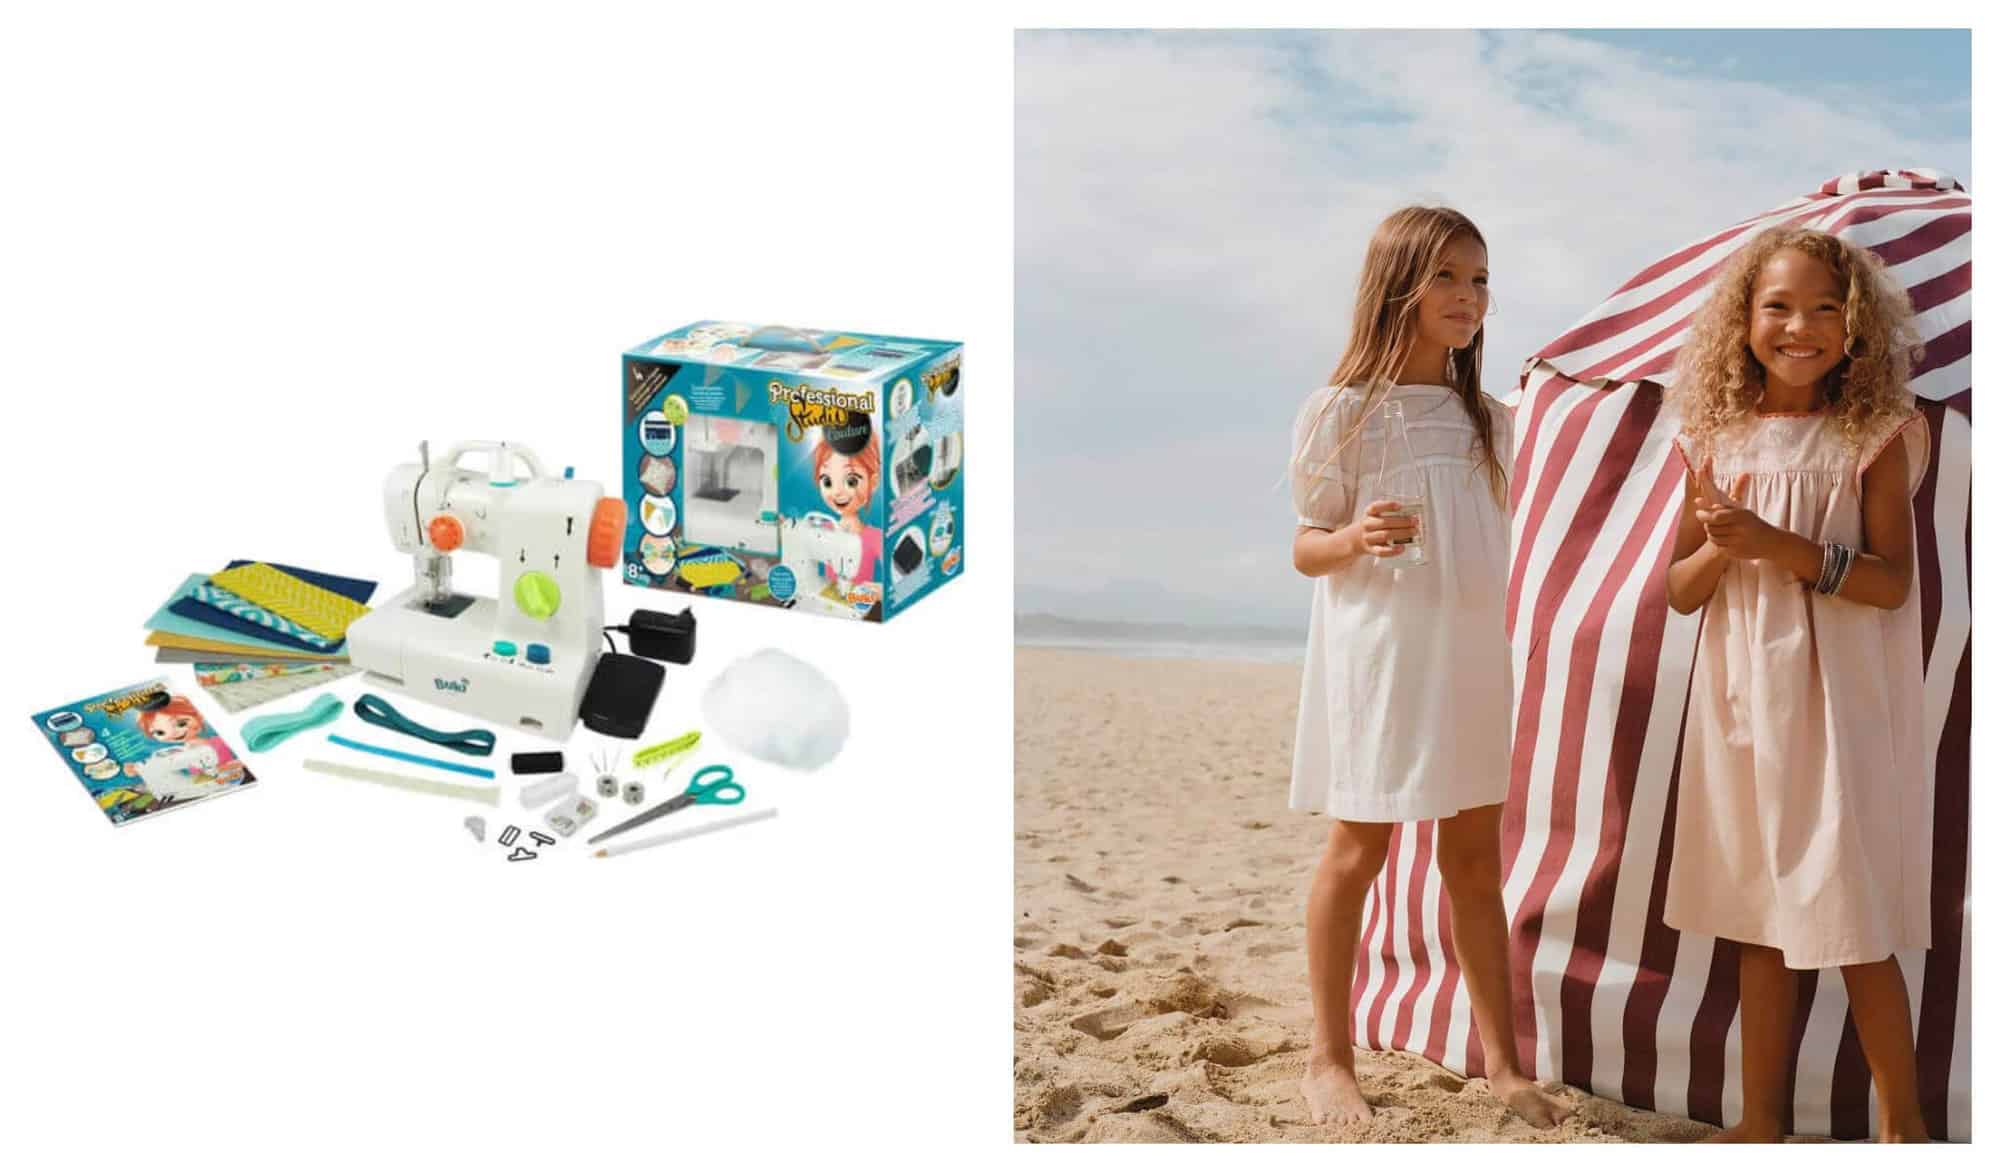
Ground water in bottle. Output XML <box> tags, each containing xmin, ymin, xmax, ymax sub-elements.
<box><xmin>1377</xmin><ymin>400</ymin><xmax>1429</xmax><ymax>567</ymax></box>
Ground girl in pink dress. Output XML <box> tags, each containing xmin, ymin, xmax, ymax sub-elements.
<box><xmin>1664</xmin><ymin>228</ymin><xmax>1930</xmax><ymax>1142</ymax></box>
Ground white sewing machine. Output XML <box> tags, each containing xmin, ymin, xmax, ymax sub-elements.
<box><xmin>138</xmin><ymin>742</ymin><xmax>232</xmax><ymax>801</ymax></box>
<box><xmin>683</xmin><ymin>415</ymin><xmax>779</xmax><ymax>556</ymax></box>
<box><xmin>346</xmin><ymin>441</ymin><xmax>627</xmax><ymax>740</ymax></box>
<box><xmin>779</xmin><ymin>511</ymin><xmax>865</xmax><ymax>615</ymax></box>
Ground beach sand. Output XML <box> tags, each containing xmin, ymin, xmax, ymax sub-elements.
<box><xmin>1013</xmin><ymin>646</ymin><xmax>1720</xmax><ymax>1144</ymax></box>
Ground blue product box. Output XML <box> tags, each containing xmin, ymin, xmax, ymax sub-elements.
<box><xmin>620</xmin><ymin>322</ymin><xmax>964</xmax><ymax>622</ymax></box>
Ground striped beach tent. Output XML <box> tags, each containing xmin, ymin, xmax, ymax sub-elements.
<box><xmin>1348</xmin><ymin>169</ymin><xmax>1970</xmax><ymax>1139</ymax></box>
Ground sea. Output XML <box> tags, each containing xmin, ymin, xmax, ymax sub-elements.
<box><xmin>1014</xmin><ymin>616</ymin><xmax>1304</xmax><ymax>665</ymax></box>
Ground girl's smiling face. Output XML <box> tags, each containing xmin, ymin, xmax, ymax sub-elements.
<box><xmin>818</xmin><ymin>451</ymin><xmax>872</xmax><ymax>518</ymax></box>
<box><xmin>1414</xmin><ymin>234</ymin><xmax>1490</xmax><ymax>357</ymax></box>
<box><xmin>1747</xmin><ymin>247</ymin><xmax>1848</xmax><ymax>396</ymax></box>
<box><xmin>148</xmin><ymin>714</ymin><xmax>199</xmax><ymax>743</ymax></box>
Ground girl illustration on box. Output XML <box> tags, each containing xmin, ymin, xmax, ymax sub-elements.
<box><xmin>1287</xmin><ymin>205</ymin><xmax>1569</xmax><ymax>1129</ymax></box>
<box><xmin>122</xmin><ymin>695</ymin><xmax>247</xmax><ymax>799</ymax></box>
<box><xmin>1663</xmin><ymin>228</ymin><xmax>1931</xmax><ymax>1142</ymax></box>
<box><xmin>814</xmin><ymin>422</ymin><xmax>883</xmax><ymax>584</ymax></box>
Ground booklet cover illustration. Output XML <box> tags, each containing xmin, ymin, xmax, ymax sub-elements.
<box><xmin>31</xmin><ymin>679</ymin><xmax>256</xmax><ymax>826</ymax></box>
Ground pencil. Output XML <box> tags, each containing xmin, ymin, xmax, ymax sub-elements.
<box><xmin>592</xmin><ymin>807</ymin><xmax>777</xmax><ymax>857</ymax></box>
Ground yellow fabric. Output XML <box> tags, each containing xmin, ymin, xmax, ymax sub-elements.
<box><xmin>679</xmin><ymin>560</ymin><xmax>742</xmax><ymax>588</ymax></box>
<box><xmin>209</xmin><ymin>563</ymin><xmax>370</xmax><ymax>640</ymax></box>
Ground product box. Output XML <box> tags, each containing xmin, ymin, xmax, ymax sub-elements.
<box><xmin>620</xmin><ymin>322</ymin><xmax>964</xmax><ymax>622</ymax></box>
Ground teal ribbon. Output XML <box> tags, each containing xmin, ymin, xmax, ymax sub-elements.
<box><xmin>241</xmin><ymin>693</ymin><xmax>345</xmax><ymax>753</ymax></box>
<box><xmin>326</xmin><ymin>734</ymin><xmax>498</xmax><ymax>779</ymax></box>
<box><xmin>352</xmin><ymin>692</ymin><xmax>497</xmax><ymax>756</ymax></box>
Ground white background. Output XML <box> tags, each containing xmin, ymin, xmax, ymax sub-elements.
<box><xmin>6</xmin><ymin>1</ymin><xmax>1997</xmax><ymax>1164</ymax></box>
<box><xmin>1</xmin><ymin>5</ymin><xmax>1012</xmax><ymax>1165</ymax></box>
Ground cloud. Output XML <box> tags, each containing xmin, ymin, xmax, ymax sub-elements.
<box><xmin>1015</xmin><ymin>29</ymin><xmax>1969</xmax><ymax>627</ymax></box>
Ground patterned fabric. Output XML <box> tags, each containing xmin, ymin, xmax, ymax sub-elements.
<box><xmin>191</xmin><ymin>583</ymin><xmax>340</xmax><ymax>650</ymax></box>
<box><xmin>194</xmin><ymin>661</ymin><xmax>342</xmax><ymax>686</ymax></box>
<box><xmin>200</xmin><ymin>665</ymin><xmax>359</xmax><ymax>714</ymax></box>
<box><xmin>209</xmin><ymin>563</ymin><xmax>371</xmax><ymax>641</ymax></box>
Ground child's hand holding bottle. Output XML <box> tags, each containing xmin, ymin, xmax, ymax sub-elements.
<box><xmin>1357</xmin><ymin>499</ymin><xmax>1421</xmax><ymax>558</ymax></box>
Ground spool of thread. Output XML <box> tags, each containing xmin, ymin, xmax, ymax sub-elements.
<box><xmin>512</xmin><ymin>750</ymin><xmax>565</xmax><ymax>775</ymax></box>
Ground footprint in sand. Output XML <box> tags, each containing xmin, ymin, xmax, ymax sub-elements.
<box><xmin>1070</xmin><ymin>1002</ymin><xmax>1146</xmax><ymax>1040</ymax></box>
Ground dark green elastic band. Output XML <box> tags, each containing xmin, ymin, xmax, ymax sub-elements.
<box><xmin>352</xmin><ymin>693</ymin><xmax>497</xmax><ymax>756</ymax></box>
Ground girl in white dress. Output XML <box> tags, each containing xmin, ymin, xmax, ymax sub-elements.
<box><xmin>1288</xmin><ymin>206</ymin><xmax>1565</xmax><ymax>1129</ymax></box>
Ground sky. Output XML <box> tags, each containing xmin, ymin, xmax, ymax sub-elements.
<box><xmin>1014</xmin><ymin>28</ymin><xmax>1971</xmax><ymax>628</ymax></box>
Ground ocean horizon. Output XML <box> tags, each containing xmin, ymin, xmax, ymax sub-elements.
<box><xmin>1014</xmin><ymin>611</ymin><xmax>1307</xmax><ymax>664</ymax></box>
<box><xmin>1016</xmin><ymin>637</ymin><xmax>1304</xmax><ymax>664</ymax></box>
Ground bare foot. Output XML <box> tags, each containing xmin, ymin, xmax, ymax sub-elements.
<box><xmin>1700</xmin><ymin>1121</ymin><xmax>1785</xmax><ymax>1143</ymax></box>
<box><xmin>1488</xmin><ymin>1070</ymin><xmax>1572</xmax><ymax>1129</ymax></box>
<box><xmin>1300</xmin><ymin>1058</ymin><xmax>1374</xmax><ymax>1126</ymax></box>
<box><xmin>1875</xmin><ymin>1116</ymin><xmax>1930</xmax><ymax>1143</ymax></box>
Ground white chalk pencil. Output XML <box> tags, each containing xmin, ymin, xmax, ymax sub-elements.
<box><xmin>303</xmin><ymin>759</ymin><xmax>500</xmax><ymax>806</ymax></box>
<box><xmin>592</xmin><ymin>807</ymin><xmax>777</xmax><ymax>858</ymax></box>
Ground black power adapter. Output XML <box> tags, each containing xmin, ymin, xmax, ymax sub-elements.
<box><xmin>621</xmin><ymin>607</ymin><xmax>697</xmax><ymax>665</ymax></box>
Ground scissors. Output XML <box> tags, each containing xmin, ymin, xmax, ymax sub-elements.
<box><xmin>584</xmin><ymin>763</ymin><xmax>745</xmax><ymax>846</ymax></box>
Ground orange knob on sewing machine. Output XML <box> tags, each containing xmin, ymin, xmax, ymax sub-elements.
<box><xmin>427</xmin><ymin>513</ymin><xmax>465</xmax><ymax>552</ymax></box>
<box><xmin>587</xmin><ymin>497</ymin><xmax>626</xmax><ymax>568</ymax></box>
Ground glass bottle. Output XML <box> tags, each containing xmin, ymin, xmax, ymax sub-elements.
<box><xmin>1376</xmin><ymin>400</ymin><xmax>1429</xmax><ymax>567</ymax></box>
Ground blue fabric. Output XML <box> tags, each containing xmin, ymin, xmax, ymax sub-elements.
<box><xmin>169</xmin><ymin>597</ymin><xmax>339</xmax><ymax>653</ymax></box>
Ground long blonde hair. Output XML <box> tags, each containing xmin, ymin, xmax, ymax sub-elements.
<box><xmin>1667</xmin><ymin>227</ymin><xmax>1922</xmax><ymax>450</ymax></box>
<box><xmin>1302</xmin><ymin>205</ymin><xmax>1507</xmax><ymax>505</ymax></box>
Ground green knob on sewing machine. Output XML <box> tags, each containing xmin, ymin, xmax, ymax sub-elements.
<box><xmin>514</xmin><ymin>570</ymin><xmax>561</xmax><ymax>620</ymax></box>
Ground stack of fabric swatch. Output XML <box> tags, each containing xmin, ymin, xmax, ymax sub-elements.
<box><xmin>144</xmin><ymin>560</ymin><xmax>378</xmax><ymax>713</ymax></box>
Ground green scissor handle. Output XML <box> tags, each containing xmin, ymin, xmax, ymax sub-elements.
<box><xmin>683</xmin><ymin>763</ymin><xmax>745</xmax><ymax>806</ymax></box>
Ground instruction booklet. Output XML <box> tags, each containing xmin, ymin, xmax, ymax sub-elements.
<box><xmin>30</xmin><ymin>679</ymin><xmax>256</xmax><ymax>826</ymax></box>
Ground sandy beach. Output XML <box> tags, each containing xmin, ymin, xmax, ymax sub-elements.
<box><xmin>1013</xmin><ymin>646</ymin><xmax>1720</xmax><ymax>1143</ymax></box>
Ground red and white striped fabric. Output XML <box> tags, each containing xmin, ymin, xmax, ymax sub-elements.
<box><xmin>1348</xmin><ymin>169</ymin><xmax>1970</xmax><ymax>1139</ymax></box>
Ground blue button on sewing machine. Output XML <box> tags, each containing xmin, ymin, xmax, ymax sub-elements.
<box><xmin>493</xmin><ymin>640</ymin><xmax>517</xmax><ymax>657</ymax></box>
<box><xmin>526</xmin><ymin>643</ymin><xmax>551</xmax><ymax>665</ymax></box>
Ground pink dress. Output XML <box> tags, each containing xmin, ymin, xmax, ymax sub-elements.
<box><xmin>1665</xmin><ymin>408</ymin><xmax>1930</xmax><ymax>969</ymax></box>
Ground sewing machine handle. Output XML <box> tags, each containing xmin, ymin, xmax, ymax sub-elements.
<box><xmin>439</xmin><ymin>441</ymin><xmax>546</xmax><ymax>484</ymax></box>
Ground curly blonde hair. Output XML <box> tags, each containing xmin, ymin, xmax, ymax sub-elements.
<box><xmin>1667</xmin><ymin>227</ymin><xmax>1923</xmax><ymax>450</ymax></box>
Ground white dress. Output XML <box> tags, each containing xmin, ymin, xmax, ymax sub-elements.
<box><xmin>1288</xmin><ymin>383</ymin><xmax>1515</xmax><ymax>821</ymax></box>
